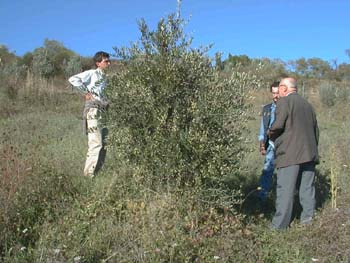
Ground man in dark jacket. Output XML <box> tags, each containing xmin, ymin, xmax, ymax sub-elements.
<box><xmin>268</xmin><ymin>77</ymin><xmax>319</xmax><ymax>230</ymax></box>
<box><xmin>257</xmin><ymin>81</ymin><xmax>280</xmax><ymax>201</ymax></box>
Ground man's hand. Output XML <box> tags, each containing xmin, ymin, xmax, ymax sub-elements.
<box><xmin>267</xmin><ymin>129</ymin><xmax>271</xmax><ymax>138</ymax></box>
<box><xmin>259</xmin><ymin>141</ymin><xmax>266</xmax><ymax>155</ymax></box>
<box><xmin>85</xmin><ymin>92</ymin><xmax>92</xmax><ymax>101</ymax></box>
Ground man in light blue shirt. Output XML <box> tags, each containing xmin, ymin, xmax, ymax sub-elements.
<box><xmin>257</xmin><ymin>81</ymin><xmax>279</xmax><ymax>201</ymax></box>
<box><xmin>69</xmin><ymin>51</ymin><xmax>111</xmax><ymax>177</ymax></box>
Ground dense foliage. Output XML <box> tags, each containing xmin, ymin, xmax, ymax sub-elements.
<box><xmin>105</xmin><ymin>13</ymin><xmax>261</xmax><ymax>186</ymax></box>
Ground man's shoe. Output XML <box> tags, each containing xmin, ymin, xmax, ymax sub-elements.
<box><xmin>255</xmin><ymin>189</ymin><xmax>268</xmax><ymax>202</ymax></box>
<box><xmin>84</xmin><ymin>172</ymin><xmax>95</xmax><ymax>178</ymax></box>
<box><xmin>300</xmin><ymin>217</ymin><xmax>313</xmax><ymax>225</ymax></box>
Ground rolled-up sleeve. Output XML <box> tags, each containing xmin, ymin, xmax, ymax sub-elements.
<box><xmin>68</xmin><ymin>71</ymin><xmax>93</xmax><ymax>94</ymax></box>
<box><xmin>258</xmin><ymin>117</ymin><xmax>264</xmax><ymax>142</ymax></box>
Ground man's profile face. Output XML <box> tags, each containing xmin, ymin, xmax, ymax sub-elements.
<box><xmin>96</xmin><ymin>57</ymin><xmax>111</xmax><ymax>70</ymax></box>
<box><xmin>271</xmin><ymin>87</ymin><xmax>279</xmax><ymax>102</ymax></box>
<box><xmin>278</xmin><ymin>83</ymin><xmax>288</xmax><ymax>97</ymax></box>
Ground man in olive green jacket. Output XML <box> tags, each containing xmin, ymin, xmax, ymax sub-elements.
<box><xmin>268</xmin><ymin>77</ymin><xmax>319</xmax><ymax>230</ymax></box>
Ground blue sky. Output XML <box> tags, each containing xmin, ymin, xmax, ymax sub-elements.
<box><xmin>1</xmin><ymin>0</ymin><xmax>350</xmax><ymax>64</ymax></box>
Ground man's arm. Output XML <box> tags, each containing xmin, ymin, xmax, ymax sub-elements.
<box><xmin>268</xmin><ymin>98</ymin><xmax>288</xmax><ymax>141</ymax></box>
<box><xmin>68</xmin><ymin>70</ymin><xmax>92</xmax><ymax>95</ymax></box>
<box><xmin>258</xmin><ymin>117</ymin><xmax>266</xmax><ymax>155</ymax></box>
<box><xmin>314</xmin><ymin>113</ymin><xmax>319</xmax><ymax>146</ymax></box>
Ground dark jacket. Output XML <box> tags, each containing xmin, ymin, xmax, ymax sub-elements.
<box><xmin>269</xmin><ymin>93</ymin><xmax>319</xmax><ymax>168</ymax></box>
<box><xmin>262</xmin><ymin>103</ymin><xmax>273</xmax><ymax>149</ymax></box>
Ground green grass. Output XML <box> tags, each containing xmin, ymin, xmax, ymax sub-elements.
<box><xmin>1</xmin><ymin>88</ymin><xmax>350</xmax><ymax>262</ymax></box>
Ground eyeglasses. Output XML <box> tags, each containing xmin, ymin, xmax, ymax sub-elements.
<box><xmin>101</xmin><ymin>59</ymin><xmax>111</xmax><ymax>64</ymax></box>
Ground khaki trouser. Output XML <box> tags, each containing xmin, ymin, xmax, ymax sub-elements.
<box><xmin>84</xmin><ymin>108</ymin><xmax>102</xmax><ymax>177</ymax></box>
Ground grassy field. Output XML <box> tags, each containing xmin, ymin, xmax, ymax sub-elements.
<box><xmin>1</xmin><ymin>82</ymin><xmax>350</xmax><ymax>262</ymax></box>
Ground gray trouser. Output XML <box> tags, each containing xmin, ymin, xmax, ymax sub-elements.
<box><xmin>271</xmin><ymin>162</ymin><xmax>316</xmax><ymax>229</ymax></box>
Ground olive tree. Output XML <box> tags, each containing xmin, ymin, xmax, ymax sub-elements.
<box><xmin>105</xmin><ymin>12</ymin><xmax>262</xmax><ymax>186</ymax></box>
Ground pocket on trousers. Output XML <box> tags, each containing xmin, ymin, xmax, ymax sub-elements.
<box><xmin>86</xmin><ymin>108</ymin><xmax>99</xmax><ymax>133</ymax></box>
<box><xmin>86</xmin><ymin>108</ymin><xmax>98</xmax><ymax>120</ymax></box>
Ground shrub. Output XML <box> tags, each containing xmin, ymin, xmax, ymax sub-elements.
<box><xmin>0</xmin><ymin>60</ymin><xmax>27</xmax><ymax>100</ymax></box>
<box><xmin>0</xmin><ymin>160</ymin><xmax>81</xmax><ymax>261</ymax></box>
<box><xmin>105</xmin><ymin>11</ymin><xmax>262</xmax><ymax>188</ymax></box>
<box><xmin>319</xmin><ymin>80</ymin><xmax>350</xmax><ymax>107</ymax></box>
<box><xmin>64</xmin><ymin>55</ymin><xmax>82</xmax><ymax>78</ymax></box>
<box><xmin>335</xmin><ymin>81</ymin><xmax>350</xmax><ymax>103</ymax></box>
<box><xmin>32</xmin><ymin>48</ymin><xmax>55</xmax><ymax>79</ymax></box>
<box><xmin>319</xmin><ymin>81</ymin><xmax>336</xmax><ymax>107</ymax></box>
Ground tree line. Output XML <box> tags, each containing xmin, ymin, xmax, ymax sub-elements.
<box><xmin>1</xmin><ymin>40</ymin><xmax>350</xmax><ymax>82</ymax></box>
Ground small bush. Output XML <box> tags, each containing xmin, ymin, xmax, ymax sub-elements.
<box><xmin>0</xmin><ymin>161</ymin><xmax>81</xmax><ymax>261</ymax></box>
<box><xmin>64</xmin><ymin>55</ymin><xmax>82</xmax><ymax>78</ymax></box>
<box><xmin>319</xmin><ymin>81</ymin><xmax>336</xmax><ymax>107</ymax></box>
<box><xmin>32</xmin><ymin>48</ymin><xmax>55</xmax><ymax>79</ymax></box>
<box><xmin>0</xmin><ymin>60</ymin><xmax>27</xmax><ymax>100</ymax></box>
<box><xmin>319</xmin><ymin>80</ymin><xmax>350</xmax><ymax>107</ymax></box>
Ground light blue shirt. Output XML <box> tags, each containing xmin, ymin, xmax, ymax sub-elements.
<box><xmin>68</xmin><ymin>68</ymin><xmax>106</xmax><ymax>101</ymax></box>
<box><xmin>258</xmin><ymin>102</ymin><xmax>276</xmax><ymax>145</ymax></box>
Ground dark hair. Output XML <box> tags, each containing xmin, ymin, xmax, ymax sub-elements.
<box><xmin>270</xmin><ymin>81</ymin><xmax>280</xmax><ymax>92</ymax></box>
<box><xmin>93</xmin><ymin>51</ymin><xmax>110</xmax><ymax>66</ymax></box>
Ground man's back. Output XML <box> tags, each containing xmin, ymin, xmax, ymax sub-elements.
<box><xmin>270</xmin><ymin>93</ymin><xmax>319</xmax><ymax>168</ymax></box>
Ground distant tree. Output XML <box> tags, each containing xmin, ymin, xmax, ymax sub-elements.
<box><xmin>19</xmin><ymin>52</ymin><xmax>33</xmax><ymax>68</ymax></box>
<box><xmin>0</xmin><ymin>56</ymin><xmax>27</xmax><ymax>100</ymax></box>
<box><xmin>330</xmin><ymin>59</ymin><xmax>338</xmax><ymax>70</ymax></box>
<box><xmin>215</xmin><ymin>52</ymin><xmax>223</xmax><ymax>71</ymax></box>
<box><xmin>32</xmin><ymin>48</ymin><xmax>55</xmax><ymax>78</ymax></box>
<box><xmin>319</xmin><ymin>81</ymin><xmax>336</xmax><ymax>107</ymax></box>
<box><xmin>294</xmin><ymin>58</ymin><xmax>309</xmax><ymax>76</ymax></box>
<box><xmin>307</xmin><ymin>58</ymin><xmax>332</xmax><ymax>78</ymax></box>
<box><xmin>27</xmin><ymin>39</ymin><xmax>78</xmax><ymax>77</ymax></box>
<box><xmin>337</xmin><ymin>63</ymin><xmax>350</xmax><ymax>81</ymax></box>
<box><xmin>258</xmin><ymin>58</ymin><xmax>287</xmax><ymax>80</ymax></box>
<box><xmin>43</xmin><ymin>39</ymin><xmax>76</xmax><ymax>75</ymax></box>
<box><xmin>222</xmin><ymin>54</ymin><xmax>286</xmax><ymax>86</ymax></box>
<box><xmin>64</xmin><ymin>56</ymin><xmax>82</xmax><ymax>77</ymax></box>
<box><xmin>223</xmin><ymin>54</ymin><xmax>251</xmax><ymax>70</ymax></box>
<box><xmin>0</xmin><ymin>45</ymin><xmax>17</xmax><ymax>65</ymax></box>
<box><xmin>81</xmin><ymin>56</ymin><xmax>95</xmax><ymax>71</ymax></box>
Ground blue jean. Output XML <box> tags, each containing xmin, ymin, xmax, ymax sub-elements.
<box><xmin>258</xmin><ymin>144</ymin><xmax>275</xmax><ymax>200</ymax></box>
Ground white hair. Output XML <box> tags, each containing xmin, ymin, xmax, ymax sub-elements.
<box><xmin>282</xmin><ymin>77</ymin><xmax>297</xmax><ymax>91</ymax></box>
